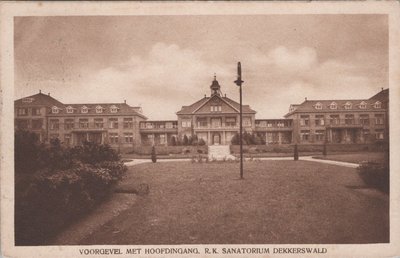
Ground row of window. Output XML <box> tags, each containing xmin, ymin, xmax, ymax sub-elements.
<box><xmin>49</xmin><ymin>118</ymin><xmax>134</xmax><ymax>130</ymax></box>
<box><xmin>196</xmin><ymin>117</ymin><xmax>238</xmax><ymax>127</ymax></box>
<box><xmin>256</xmin><ymin>121</ymin><xmax>291</xmax><ymax>128</ymax></box>
<box><xmin>146</xmin><ymin>134</ymin><xmax>167</xmax><ymax>144</ymax></box>
<box><xmin>51</xmin><ymin>105</ymin><xmax>120</xmax><ymax>114</ymax></box>
<box><xmin>17</xmin><ymin>107</ymin><xmax>42</xmax><ymax>116</ymax></box>
<box><xmin>299</xmin><ymin>129</ymin><xmax>384</xmax><ymax>141</ymax></box>
<box><xmin>299</xmin><ymin>114</ymin><xmax>384</xmax><ymax>126</ymax></box>
<box><xmin>210</xmin><ymin>105</ymin><xmax>222</xmax><ymax>112</ymax></box>
<box><xmin>313</xmin><ymin>101</ymin><xmax>382</xmax><ymax>110</ymax></box>
<box><xmin>49</xmin><ymin>133</ymin><xmax>134</xmax><ymax>144</ymax></box>
<box><xmin>16</xmin><ymin>119</ymin><xmax>43</xmax><ymax>130</ymax></box>
<box><xmin>140</xmin><ymin>122</ymin><xmax>177</xmax><ymax>129</ymax></box>
<box><xmin>184</xmin><ymin>117</ymin><xmax>252</xmax><ymax>128</ymax></box>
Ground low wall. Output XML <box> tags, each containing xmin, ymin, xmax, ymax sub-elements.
<box><xmin>132</xmin><ymin>145</ymin><xmax>208</xmax><ymax>155</ymax></box>
<box><xmin>230</xmin><ymin>143</ymin><xmax>388</xmax><ymax>154</ymax></box>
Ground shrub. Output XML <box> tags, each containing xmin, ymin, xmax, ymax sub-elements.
<box><xmin>198</xmin><ymin>138</ymin><xmax>206</xmax><ymax>146</ymax></box>
<box><xmin>151</xmin><ymin>146</ymin><xmax>157</xmax><ymax>163</ymax></box>
<box><xmin>358</xmin><ymin>161</ymin><xmax>389</xmax><ymax>193</ymax></box>
<box><xmin>183</xmin><ymin>135</ymin><xmax>189</xmax><ymax>146</ymax></box>
<box><xmin>191</xmin><ymin>134</ymin><xmax>199</xmax><ymax>146</ymax></box>
<box><xmin>71</xmin><ymin>141</ymin><xmax>119</xmax><ymax>165</ymax></box>
<box><xmin>15</xmin><ymin>130</ymin><xmax>43</xmax><ymax>174</ymax></box>
<box><xmin>14</xmin><ymin>131</ymin><xmax>127</xmax><ymax>245</ymax></box>
<box><xmin>171</xmin><ymin>136</ymin><xmax>177</xmax><ymax>146</ymax></box>
<box><xmin>294</xmin><ymin>144</ymin><xmax>299</xmax><ymax>161</ymax></box>
<box><xmin>322</xmin><ymin>143</ymin><xmax>327</xmax><ymax>156</ymax></box>
<box><xmin>15</xmin><ymin>162</ymin><xmax>126</xmax><ymax>245</ymax></box>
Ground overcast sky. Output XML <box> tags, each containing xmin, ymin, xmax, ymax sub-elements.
<box><xmin>15</xmin><ymin>15</ymin><xmax>388</xmax><ymax>120</ymax></box>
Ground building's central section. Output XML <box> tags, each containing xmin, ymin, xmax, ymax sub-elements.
<box><xmin>141</xmin><ymin>75</ymin><xmax>258</xmax><ymax>146</ymax></box>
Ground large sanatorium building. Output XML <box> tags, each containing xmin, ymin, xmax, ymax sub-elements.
<box><xmin>14</xmin><ymin>76</ymin><xmax>389</xmax><ymax>150</ymax></box>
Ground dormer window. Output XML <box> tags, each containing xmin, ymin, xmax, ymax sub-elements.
<box><xmin>329</xmin><ymin>102</ymin><xmax>337</xmax><ymax>110</ymax></box>
<box><xmin>81</xmin><ymin>106</ymin><xmax>88</xmax><ymax>113</ymax></box>
<box><xmin>314</xmin><ymin>102</ymin><xmax>322</xmax><ymax>110</ymax></box>
<box><xmin>374</xmin><ymin>101</ymin><xmax>382</xmax><ymax>109</ymax></box>
<box><xmin>51</xmin><ymin>106</ymin><xmax>59</xmax><ymax>114</ymax></box>
<box><xmin>110</xmin><ymin>105</ymin><xmax>118</xmax><ymax>113</ymax></box>
<box><xmin>359</xmin><ymin>101</ymin><xmax>367</xmax><ymax>109</ymax></box>
<box><xmin>344</xmin><ymin>102</ymin><xmax>352</xmax><ymax>110</ymax></box>
<box><xmin>96</xmin><ymin>105</ymin><xmax>104</xmax><ymax>113</ymax></box>
<box><xmin>66</xmin><ymin>106</ymin><xmax>74</xmax><ymax>114</ymax></box>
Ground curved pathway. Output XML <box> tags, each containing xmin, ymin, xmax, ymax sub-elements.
<box><xmin>124</xmin><ymin>156</ymin><xmax>360</xmax><ymax>168</ymax></box>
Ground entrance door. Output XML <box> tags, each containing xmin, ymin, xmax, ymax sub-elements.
<box><xmin>213</xmin><ymin>133</ymin><xmax>221</xmax><ymax>145</ymax></box>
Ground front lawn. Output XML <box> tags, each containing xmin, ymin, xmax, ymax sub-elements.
<box><xmin>313</xmin><ymin>152</ymin><xmax>387</xmax><ymax>164</ymax></box>
<box><xmin>80</xmin><ymin>160</ymin><xmax>389</xmax><ymax>244</ymax></box>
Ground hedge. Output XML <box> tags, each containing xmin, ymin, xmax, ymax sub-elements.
<box><xmin>14</xmin><ymin>130</ymin><xmax>127</xmax><ymax>245</ymax></box>
<box><xmin>357</xmin><ymin>161</ymin><xmax>389</xmax><ymax>194</ymax></box>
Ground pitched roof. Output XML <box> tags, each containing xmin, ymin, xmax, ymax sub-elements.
<box><xmin>49</xmin><ymin>103</ymin><xmax>147</xmax><ymax>118</ymax></box>
<box><xmin>369</xmin><ymin>89</ymin><xmax>389</xmax><ymax>103</ymax></box>
<box><xmin>284</xmin><ymin>97</ymin><xmax>386</xmax><ymax>117</ymax></box>
<box><xmin>14</xmin><ymin>92</ymin><xmax>64</xmax><ymax>107</ymax></box>
<box><xmin>176</xmin><ymin>95</ymin><xmax>256</xmax><ymax>115</ymax></box>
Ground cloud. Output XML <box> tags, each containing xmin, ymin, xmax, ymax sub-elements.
<box><xmin>267</xmin><ymin>46</ymin><xmax>318</xmax><ymax>71</ymax></box>
<box><xmin>67</xmin><ymin>43</ymin><xmax>231</xmax><ymax>119</ymax></box>
<box><xmin>16</xmin><ymin>43</ymin><xmax>385</xmax><ymax>120</ymax></box>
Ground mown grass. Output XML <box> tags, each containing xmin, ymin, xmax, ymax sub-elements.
<box><xmin>81</xmin><ymin>161</ymin><xmax>389</xmax><ymax>245</ymax></box>
<box><xmin>313</xmin><ymin>152</ymin><xmax>387</xmax><ymax>164</ymax></box>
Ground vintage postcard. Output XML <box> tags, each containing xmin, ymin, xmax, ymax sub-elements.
<box><xmin>1</xmin><ymin>1</ymin><xmax>400</xmax><ymax>257</ymax></box>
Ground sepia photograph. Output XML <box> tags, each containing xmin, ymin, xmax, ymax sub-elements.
<box><xmin>1</xmin><ymin>1</ymin><xmax>400</xmax><ymax>257</ymax></box>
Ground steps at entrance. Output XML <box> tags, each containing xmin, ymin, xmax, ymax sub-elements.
<box><xmin>208</xmin><ymin>145</ymin><xmax>235</xmax><ymax>161</ymax></box>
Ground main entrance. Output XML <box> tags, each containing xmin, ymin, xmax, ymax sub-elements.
<box><xmin>212</xmin><ymin>133</ymin><xmax>221</xmax><ymax>145</ymax></box>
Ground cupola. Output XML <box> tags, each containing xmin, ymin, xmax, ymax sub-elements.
<box><xmin>210</xmin><ymin>74</ymin><xmax>221</xmax><ymax>96</ymax></box>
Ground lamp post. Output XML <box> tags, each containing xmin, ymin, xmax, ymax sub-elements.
<box><xmin>234</xmin><ymin>62</ymin><xmax>244</xmax><ymax>179</ymax></box>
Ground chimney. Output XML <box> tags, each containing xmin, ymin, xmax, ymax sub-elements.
<box><xmin>124</xmin><ymin>100</ymin><xmax>126</xmax><ymax>104</ymax></box>
<box><xmin>305</xmin><ymin>97</ymin><xmax>307</xmax><ymax>101</ymax></box>
<box><xmin>204</xmin><ymin>94</ymin><xmax>206</xmax><ymax>98</ymax></box>
<box><xmin>224</xmin><ymin>94</ymin><xmax>226</xmax><ymax>97</ymax></box>
<box><xmin>39</xmin><ymin>89</ymin><xmax>41</xmax><ymax>93</ymax></box>
<box><xmin>381</xmin><ymin>87</ymin><xmax>384</xmax><ymax>91</ymax></box>
<box><xmin>48</xmin><ymin>93</ymin><xmax>50</xmax><ymax>96</ymax></box>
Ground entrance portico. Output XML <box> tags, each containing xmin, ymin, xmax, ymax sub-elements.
<box><xmin>212</xmin><ymin>132</ymin><xmax>221</xmax><ymax>145</ymax></box>
<box><xmin>326</xmin><ymin>127</ymin><xmax>363</xmax><ymax>144</ymax></box>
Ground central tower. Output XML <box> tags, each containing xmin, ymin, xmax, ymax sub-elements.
<box><xmin>210</xmin><ymin>74</ymin><xmax>222</xmax><ymax>96</ymax></box>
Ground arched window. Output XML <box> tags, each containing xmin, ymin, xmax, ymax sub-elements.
<box><xmin>374</xmin><ymin>101</ymin><xmax>382</xmax><ymax>109</ymax></box>
<box><xmin>329</xmin><ymin>102</ymin><xmax>337</xmax><ymax>110</ymax></box>
<box><xmin>359</xmin><ymin>101</ymin><xmax>367</xmax><ymax>109</ymax></box>
<box><xmin>314</xmin><ymin>102</ymin><xmax>322</xmax><ymax>110</ymax></box>
<box><xmin>344</xmin><ymin>102</ymin><xmax>352</xmax><ymax>110</ymax></box>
